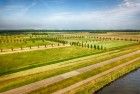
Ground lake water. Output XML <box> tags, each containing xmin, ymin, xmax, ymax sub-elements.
<box><xmin>96</xmin><ymin>68</ymin><xmax>140</xmax><ymax>94</ymax></box>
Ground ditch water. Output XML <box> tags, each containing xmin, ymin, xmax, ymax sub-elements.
<box><xmin>96</xmin><ymin>68</ymin><xmax>140</xmax><ymax>94</ymax></box>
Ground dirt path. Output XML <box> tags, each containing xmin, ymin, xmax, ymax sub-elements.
<box><xmin>1</xmin><ymin>50</ymin><xmax>140</xmax><ymax>94</ymax></box>
<box><xmin>52</xmin><ymin>57</ymin><xmax>140</xmax><ymax>94</ymax></box>
<box><xmin>0</xmin><ymin>44</ymin><xmax>70</xmax><ymax>55</ymax></box>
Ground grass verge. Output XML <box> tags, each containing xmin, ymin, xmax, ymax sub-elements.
<box><xmin>76</xmin><ymin>60</ymin><xmax>140</xmax><ymax>94</ymax></box>
<box><xmin>29</xmin><ymin>54</ymin><xmax>140</xmax><ymax>94</ymax></box>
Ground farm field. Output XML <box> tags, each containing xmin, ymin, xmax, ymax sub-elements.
<box><xmin>0</xmin><ymin>31</ymin><xmax>140</xmax><ymax>94</ymax></box>
<box><xmin>0</xmin><ymin>34</ymin><xmax>53</xmax><ymax>49</ymax></box>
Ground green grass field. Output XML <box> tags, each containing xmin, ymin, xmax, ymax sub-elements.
<box><xmin>0</xmin><ymin>32</ymin><xmax>140</xmax><ymax>94</ymax></box>
<box><xmin>0</xmin><ymin>44</ymin><xmax>140</xmax><ymax>92</ymax></box>
<box><xmin>0</xmin><ymin>46</ymin><xmax>99</xmax><ymax>75</ymax></box>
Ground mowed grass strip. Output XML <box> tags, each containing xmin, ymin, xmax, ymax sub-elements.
<box><xmin>0</xmin><ymin>45</ymin><xmax>140</xmax><ymax>92</ymax></box>
<box><xmin>0</xmin><ymin>49</ymin><xmax>119</xmax><ymax>81</ymax></box>
<box><xmin>29</xmin><ymin>53</ymin><xmax>140</xmax><ymax>94</ymax></box>
<box><xmin>0</xmin><ymin>46</ymin><xmax>100</xmax><ymax>75</ymax></box>
<box><xmin>75</xmin><ymin>59</ymin><xmax>140</xmax><ymax>94</ymax></box>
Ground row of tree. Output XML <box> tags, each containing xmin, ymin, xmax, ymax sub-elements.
<box><xmin>69</xmin><ymin>42</ymin><xmax>106</xmax><ymax>50</ymax></box>
<box><xmin>1</xmin><ymin>34</ymin><xmax>140</xmax><ymax>44</ymax></box>
<box><xmin>0</xmin><ymin>43</ymin><xmax>59</xmax><ymax>52</ymax></box>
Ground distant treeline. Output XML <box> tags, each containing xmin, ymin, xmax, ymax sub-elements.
<box><xmin>0</xmin><ymin>30</ymin><xmax>140</xmax><ymax>34</ymax></box>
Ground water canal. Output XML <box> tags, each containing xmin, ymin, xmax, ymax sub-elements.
<box><xmin>96</xmin><ymin>68</ymin><xmax>140</xmax><ymax>94</ymax></box>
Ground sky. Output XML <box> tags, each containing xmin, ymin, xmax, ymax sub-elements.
<box><xmin>0</xmin><ymin>0</ymin><xmax>140</xmax><ymax>30</ymax></box>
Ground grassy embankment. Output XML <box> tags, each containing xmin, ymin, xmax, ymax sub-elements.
<box><xmin>0</xmin><ymin>44</ymin><xmax>140</xmax><ymax>92</ymax></box>
<box><xmin>28</xmin><ymin>53</ymin><xmax>140</xmax><ymax>94</ymax></box>
<box><xmin>76</xmin><ymin>59</ymin><xmax>140</xmax><ymax>94</ymax></box>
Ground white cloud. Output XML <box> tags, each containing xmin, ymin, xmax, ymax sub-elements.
<box><xmin>0</xmin><ymin>0</ymin><xmax>140</xmax><ymax>29</ymax></box>
<box><xmin>42</xmin><ymin>0</ymin><xmax>140</xmax><ymax>29</ymax></box>
<box><xmin>119</xmin><ymin>0</ymin><xmax>140</xmax><ymax>8</ymax></box>
<box><xmin>0</xmin><ymin>1</ymin><xmax>36</xmax><ymax>18</ymax></box>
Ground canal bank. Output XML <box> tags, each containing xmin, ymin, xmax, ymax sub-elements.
<box><xmin>95</xmin><ymin>68</ymin><xmax>140</xmax><ymax>94</ymax></box>
<box><xmin>65</xmin><ymin>56</ymin><xmax>140</xmax><ymax>94</ymax></box>
<box><xmin>91</xmin><ymin>59</ymin><xmax>140</xmax><ymax>94</ymax></box>
<box><xmin>76</xmin><ymin>57</ymin><xmax>140</xmax><ymax>94</ymax></box>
